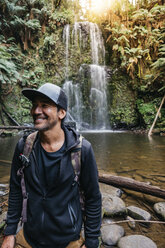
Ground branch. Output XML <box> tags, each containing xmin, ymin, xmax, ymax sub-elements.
<box><xmin>148</xmin><ymin>95</ymin><xmax>165</xmax><ymax>136</ymax></box>
<box><xmin>102</xmin><ymin>219</ymin><xmax>165</xmax><ymax>225</ymax></box>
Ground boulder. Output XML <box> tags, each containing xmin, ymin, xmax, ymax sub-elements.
<box><xmin>127</xmin><ymin>206</ymin><xmax>151</xmax><ymax>221</ymax></box>
<box><xmin>99</xmin><ymin>183</ymin><xmax>123</xmax><ymax>197</ymax></box>
<box><xmin>101</xmin><ymin>224</ymin><xmax>124</xmax><ymax>246</ymax></box>
<box><xmin>118</xmin><ymin>235</ymin><xmax>157</xmax><ymax>248</ymax></box>
<box><xmin>102</xmin><ymin>195</ymin><xmax>126</xmax><ymax>217</ymax></box>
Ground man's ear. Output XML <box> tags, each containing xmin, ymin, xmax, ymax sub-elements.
<box><xmin>58</xmin><ymin>109</ymin><xmax>66</xmax><ymax>120</ymax></box>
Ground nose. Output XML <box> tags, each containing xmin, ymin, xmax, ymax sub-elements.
<box><xmin>31</xmin><ymin>105</ymin><xmax>42</xmax><ymax>115</ymax></box>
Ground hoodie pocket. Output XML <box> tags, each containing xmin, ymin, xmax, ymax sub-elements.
<box><xmin>68</xmin><ymin>202</ymin><xmax>77</xmax><ymax>230</ymax></box>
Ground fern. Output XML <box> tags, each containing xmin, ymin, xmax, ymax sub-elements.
<box><xmin>150</xmin><ymin>5</ymin><xmax>165</xmax><ymax>15</ymax></box>
<box><xmin>0</xmin><ymin>59</ymin><xmax>20</xmax><ymax>84</ymax></box>
<box><xmin>25</xmin><ymin>19</ymin><xmax>41</xmax><ymax>30</ymax></box>
<box><xmin>158</xmin><ymin>45</ymin><xmax>165</xmax><ymax>56</ymax></box>
<box><xmin>132</xmin><ymin>9</ymin><xmax>150</xmax><ymax>20</ymax></box>
<box><xmin>151</xmin><ymin>58</ymin><xmax>165</xmax><ymax>70</ymax></box>
<box><xmin>10</xmin><ymin>15</ymin><xmax>25</xmax><ymax>28</ymax></box>
<box><xmin>6</xmin><ymin>2</ymin><xmax>26</xmax><ymax>15</ymax></box>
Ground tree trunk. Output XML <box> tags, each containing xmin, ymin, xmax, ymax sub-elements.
<box><xmin>99</xmin><ymin>173</ymin><xmax>165</xmax><ymax>199</ymax></box>
<box><xmin>52</xmin><ymin>0</ymin><xmax>55</xmax><ymax>13</ymax></box>
<box><xmin>24</xmin><ymin>27</ymin><xmax>28</xmax><ymax>50</ymax></box>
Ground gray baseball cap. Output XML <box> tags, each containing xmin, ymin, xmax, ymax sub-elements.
<box><xmin>22</xmin><ymin>83</ymin><xmax>68</xmax><ymax>111</ymax></box>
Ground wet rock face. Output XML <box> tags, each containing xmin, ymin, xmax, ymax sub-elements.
<box><xmin>101</xmin><ymin>224</ymin><xmax>124</xmax><ymax>246</ymax></box>
<box><xmin>127</xmin><ymin>206</ymin><xmax>151</xmax><ymax>221</ymax></box>
<box><xmin>118</xmin><ymin>235</ymin><xmax>157</xmax><ymax>248</ymax></box>
<box><xmin>154</xmin><ymin>202</ymin><xmax>165</xmax><ymax>220</ymax></box>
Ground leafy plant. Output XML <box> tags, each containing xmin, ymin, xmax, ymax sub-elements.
<box><xmin>0</xmin><ymin>44</ymin><xmax>20</xmax><ymax>86</ymax></box>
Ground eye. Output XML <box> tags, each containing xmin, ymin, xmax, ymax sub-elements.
<box><xmin>32</xmin><ymin>103</ymin><xmax>37</xmax><ymax>109</ymax></box>
<box><xmin>42</xmin><ymin>103</ymin><xmax>49</xmax><ymax>108</ymax></box>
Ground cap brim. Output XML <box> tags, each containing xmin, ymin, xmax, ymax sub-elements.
<box><xmin>22</xmin><ymin>88</ymin><xmax>52</xmax><ymax>102</ymax></box>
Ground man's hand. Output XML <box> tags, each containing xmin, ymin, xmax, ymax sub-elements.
<box><xmin>81</xmin><ymin>245</ymin><xmax>86</xmax><ymax>248</ymax></box>
<box><xmin>1</xmin><ymin>235</ymin><xmax>15</xmax><ymax>248</ymax></box>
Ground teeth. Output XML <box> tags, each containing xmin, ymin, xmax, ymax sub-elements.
<box><xmin>35</xmin><ymin>118</ymin><xmax>45</xmax><ymax>122</ymax></box>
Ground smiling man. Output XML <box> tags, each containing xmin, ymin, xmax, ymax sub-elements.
<box><xmin>2</xmin><ymin>83</ymin><xmax>102</xmax><ymax>248</ymax></box>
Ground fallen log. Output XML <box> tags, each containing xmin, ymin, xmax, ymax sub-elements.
<box><xmin>0</xmin><ymin>126</ymin><xmax>34</xmax><ymax>130</ymax></box>
<box><xmin>0</xmin><ymin>159</ymin><xmax>11</xmax><ymax>164</ymax></box>
<box><xmin>0</xmin><ymin>122</ymin><xmax>76</xmax><ymax>130</ymax></box>
<box><xmin>99</xmin><ymin>174</ymin><xmax>165</xmax><ymax>199</ymax></box>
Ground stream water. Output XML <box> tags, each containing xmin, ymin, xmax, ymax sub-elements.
<box><xmin>0</xmin><ymin>132</ymin><xmax>165</xmax><ymax>185</ymax></box>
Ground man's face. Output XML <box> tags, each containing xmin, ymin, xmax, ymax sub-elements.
<box><xmin>31</xmin><ymin>96</ymin><xmax>61</xmax><ymax>131</ymax></box>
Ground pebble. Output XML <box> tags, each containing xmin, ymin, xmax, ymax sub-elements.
<box><xmin>126</xmin><ymin>216</ymin><xmax>136</xmax><ymax>229</ymax></box>
<box><xmin>154</xmin><ymin>202</ymin><xmax>165</xmax><ymax>220</ymax></box>
<box><xmin>101</xmin><ymin>224</ymin><xmax>124</xmax><ymax>246</ymax></box>
<box><xmin>118</xmin><ymin>235</ymin><xmax>157</xmax><ymax>248</ymax></box>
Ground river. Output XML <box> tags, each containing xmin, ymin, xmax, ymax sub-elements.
<box><xmin>0</xmin><ymin>131</ymin><xmax>165</xmax><ymax>185</ymax></box>
<box><xmin>0</xmin><ymin>131</ymin><xmax>165</xmax><ymax>247</ymax></box>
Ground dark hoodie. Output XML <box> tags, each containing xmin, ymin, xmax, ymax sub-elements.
<box><xmin>4</xmin><ymin>126</ymin><xmax>102</xmax><ymax>248</ymax></box>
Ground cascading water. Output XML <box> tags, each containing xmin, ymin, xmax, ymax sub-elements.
<box><xmin>89</xmin><ymin>22</ymin><xmax>105</xmax><ymax>65</ymax></box>
<box><xmin>63</xmin><ymin>21</ymin><xmax>109</xmax><ymax>130</ymax></box>
<box><xmin>63</xmin><ymin>81</ymin><xmax>83</xmax><ymax>130</ymax></box>
<box><xmin>63</xmin><ymin>24</ymin><xmax>70</xmax><ymax>79</ymax></box>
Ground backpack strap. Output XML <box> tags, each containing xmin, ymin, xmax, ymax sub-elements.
<box><xmin>23</xmin><ymin>131</ymin><xmax>38</xmax><ymax>158</ymax></box>
<box><xmin>71</xmin><ymin>135</ymin><xmax>85</xmax><ymax>210</ymax></box>
<box><xmin>71</xmin><ymin>135</ymin><xmax>83</xmax><ymax>184</ymax></box>
<box><xmin>17</xmin><ymin>131</ymin><xmax>38</xmax><ymax>223</ymax></box>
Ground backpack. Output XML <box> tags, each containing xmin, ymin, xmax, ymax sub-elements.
<box><xmin>17</xmin><ymin>131</ymin><xmax>84</xmax><ymax>224</ymax></box>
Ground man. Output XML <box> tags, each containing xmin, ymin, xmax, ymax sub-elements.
<box><xmin>2</xmin><ymin>83</ymin><xmax>102</xmax><ymax>248</ymax></box>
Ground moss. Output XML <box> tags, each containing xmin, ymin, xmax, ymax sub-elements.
<box><xmin>107</xmin><ymin>70</ymin><xmax>138</xmax><ymax>128</ymax></box>
<box><xmin>136</xmin><ymin>98</ymin><xmax>165</xmax><ymax>128</ymax></box>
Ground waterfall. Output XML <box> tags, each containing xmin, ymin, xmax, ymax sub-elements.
<box><xmin>63</xmin><ymin>81</ymin><xmax>83</xmax><ymax>130</ymax></box>
<box><xmin>63</xmin><ymin>24</ymin><xmax>70</xmax><ymax>79</ymax></box>
<box><xmin>89</xmin><ymin>23</ymin><xmax>105</xmax><ymax>65</ymax></box>
<box><xmin>89</xmin><ymin>64</ymin><xmax>108</xmax><ymax>128</ymax></box>
<box><xmin>63</xmin><ymin>21</ymin><xmax>109</xmax><ymax>130</ymax></box>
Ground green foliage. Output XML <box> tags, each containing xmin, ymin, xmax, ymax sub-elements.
<box><xmin>25</xmin><ymin>19</ymin><xmax>41</xmax><ymax>30</ymax></box>
<box><xmin>0</xmin><ymin>42</ymin><xmax>20</xmax><ymax>86</ymax></box>
<box><xmin>136</xmin><ymin>98</ymin><xmax>162</xmax><ymax>127</ymax></box>
<box><xmin>106</xmin><ymin>4</ymin><xmax>165</xmax><ymax>90</ymax></box>
<box><xmin>50</xmin><ymin>9</ymin><xmax>73</xmax><ymax>24</ymax></box>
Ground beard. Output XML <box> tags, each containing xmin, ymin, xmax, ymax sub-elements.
<box><xmin>33</xmin><ymin>115</ymin><xmax>58</xmax><ymax>131</ymax></box>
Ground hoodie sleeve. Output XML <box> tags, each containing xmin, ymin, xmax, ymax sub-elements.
<box><xmin>4</xmin><ymin>138</ymin><xmax>24</xmax><ymax>236</ymax></box>
<box><xmin>80</xmin><ymin>138</ymin><xmax>102</xmax><ymax>248</ymax></box>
